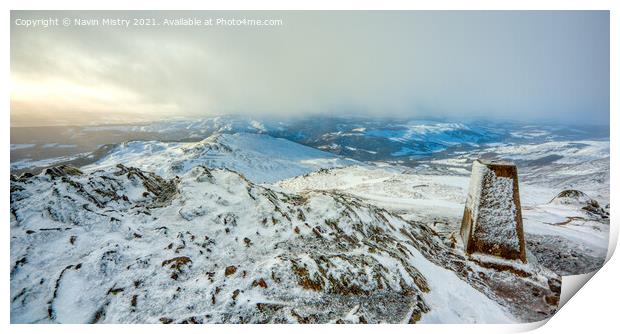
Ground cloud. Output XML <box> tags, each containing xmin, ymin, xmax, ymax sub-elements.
<box><xmin>10</xmin><ymin>11</ymin><xmax>610</xmax><ymax>126</ymax></box>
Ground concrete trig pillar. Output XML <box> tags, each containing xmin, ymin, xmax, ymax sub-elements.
<box><xmin>460</xmin><ymin>159</ymin><xmax>527</xmax><ymax>263</ymax></box>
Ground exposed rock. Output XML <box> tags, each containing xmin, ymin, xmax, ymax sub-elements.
<box><xmin>550</xmin><ymin>189</ymin><xmax>608</xmax><ymax>218</ymax></box>
<box><xmin>159</xmin><ymin>317</ymin><xmax>174</xmax><ymax>324</ymax></box>
<box><xmin>252</xmin><ymin>278</ymin><xmax>268</xmax><ymax>289</ymax></box>
<box><xmin>161</xmin><ymin>256</ymin><xmax>192</xmax><ymax>269</ymax></box>
<box><xmin>44</xmin><ymin>165</ymin><xmax>83</xmax><ymax>178</ymax></box>
<box><xmin>224</xmin><ymin>266</ymin><xmax>237</xmax><ymax>276</ymax></box>
<box><xmin>114</xmin><ymin>164</ymin><xmax>179</xmax><ymax>208</ymax></box>
<box><xmin>550</xmin><ymin>189</ymin><xmax>595</xmax><ymax>206</ymax></box>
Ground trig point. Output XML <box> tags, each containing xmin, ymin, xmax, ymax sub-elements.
<box><xmin>460</xmin><ymin>159</ymin><xmax>527</xmax><ymax>263</ymax></box>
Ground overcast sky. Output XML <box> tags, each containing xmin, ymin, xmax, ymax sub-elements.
<box><xmin>10</xmin><ymin>11</ymin><xmax>609</xmax><ymax>127</ymax></box>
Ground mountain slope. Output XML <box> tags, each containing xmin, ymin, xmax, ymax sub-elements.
<box><xmin>10</xmin><ymin>163</ymin><xmax>559</xmax><ymax>324</ymax></box>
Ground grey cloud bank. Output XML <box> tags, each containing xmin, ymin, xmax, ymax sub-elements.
<box><xmin>10</xmin><ymin>11</ymin><xmax>609</xmax><ymax>127</ymax></box>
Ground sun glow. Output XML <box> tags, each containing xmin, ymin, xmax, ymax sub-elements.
<box><xmin>10</xmin><ymin>75</ymin><xmax>180</xmax><ymax>126</ymax></box>
<box><xmin>11</xmin><ymin>76</ymin><xmax>141</xmax><ymax>108</ymax></box>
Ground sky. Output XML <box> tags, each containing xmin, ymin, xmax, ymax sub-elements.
<box><xmin>10</xmin><ymin>11</ymin><xmax>610</xmax><ymax>127</ymax></box>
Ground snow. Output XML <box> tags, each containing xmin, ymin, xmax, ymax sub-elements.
<box><xmin>510</xmin><ymin>129</ymin><xmax>552</xmax><ymax>139</ymax></box>
<box><xmin>366</xmin><ymin>121</ymin><xmax>498</xmax><ymax>148</ymax></box>
<box><xmin>10</xmin><ymin>143</ymin><xmax>36</xmax><ymax>150</ymax></box>
<box><xmin>86</xmin><ymin>133</ymin><xmax>357</xmax><ymax>184</ymax></box>
<box><xmin>278</xmin><ymin>165</ymin><xmax>470</xmax><ymax>220</ymax></box>
<box><xmin>53</xmin><ymin>268</ymin><xmax>106</xmax><ymax>323</ymax></box>
<box><xmin>464</xmin><ymin>161</ymin><xmax>487</xmax><ymax>232</ymax></box>
<box><xmin>279</xmin><ymin>144</ymin><xmax>608</xmax><ymax>277</ymax></box>
<box><xmin>10</xmin><ymin>159</ymin><xmax>529</xmax><ymax>324</ymax></box>
<box><xmin>483</xmin><ymin>140</ymin><xmax>609</xmax><ymax>165</ymax></box>
<box><xmin>41</xmin><ymin>143</ymin><xmax>78</xmax><ymax>149</ymax></box>
<box><xmin>80</xmin><ymin>115</ymin><xmax>269</xmax><ymax>135</ymax></box>
<box><xmin>9</xmin><ymin>127</ymin><xmax>608</xmax><ymax>324</ymax></box>
<box><xmin>411</xmin><ymin>245</ymin><xmax>515</xmax><ymax>324</ymax></box>
<box><xmin>392</xmin><ymin>147</ymin><xmax>428</xmax><ymax>156</ymax></box>
<box><xmin>523</xmin><ymin>204</ymin><xmax>609</xmax><ymax>254</ymax></box>
<box><xmin>250</xmin><ymin>120</ymin><xmax>266</xmax><ymax>132</ymax></box>
<box><xmin>429</xmin><ymin>139</ymin><xmax>610</xmax><ymax>203</ymax></box>
<box><xmin>472</xmin><ymin>167</ymin><xmax>519</xmax><ymax>250</ymax></box>
<box><xmin>11</xmin><ymin>153</ymin><xmax>90</xmax><ymax>173</ymax></box>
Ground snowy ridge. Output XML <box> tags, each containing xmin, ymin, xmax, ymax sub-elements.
<box><xmin>88</xmin><ymin>133</ymin><xmax>357</xmax><ymax>183</ymax></box>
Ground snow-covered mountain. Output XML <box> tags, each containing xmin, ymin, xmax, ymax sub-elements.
<box><xmin>87</xmin><ymin>133</ymin><xmax>357</xmax><ymax>183</ymax></box>
<box><xmin>9</xmin><ymin>119</ymin><xmax>609</xmax><ymax>324</ymax></box>
<box><xmin>11</xmin><ymin>159</ymin><xmax>562</xmax><ymax>323</ymax></box>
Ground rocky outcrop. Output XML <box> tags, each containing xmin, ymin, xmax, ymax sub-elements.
<box><xmin>550</xmin><ymin>189</ymin><xmax>608</xmax><ymax>218</ymax></box>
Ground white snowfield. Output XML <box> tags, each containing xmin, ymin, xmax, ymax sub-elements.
<box><xmin>10</xmin><ymin>133</ymin><xmax>608</xmax><ymax>324</ymax></box>
<box><xmin>278</xmin><ymin>165</ymin><xmax>469</xmax><ymax>220</ymax></box>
